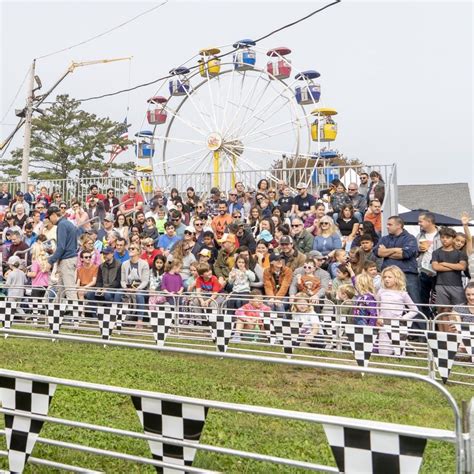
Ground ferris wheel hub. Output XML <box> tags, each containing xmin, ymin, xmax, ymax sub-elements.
<box><xmin>206</xmin><ymin>132</ymin><xmax>223</xmax><ymax>151</ymax></box>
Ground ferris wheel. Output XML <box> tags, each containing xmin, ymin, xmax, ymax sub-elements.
<box><xmin>136</xmin><ymin>39</ymin><xmax>339</xmax><ymax>192</ymax></box>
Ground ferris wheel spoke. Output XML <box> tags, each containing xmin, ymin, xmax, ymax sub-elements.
<box><xmin>227</xmin><ymin>72</ymin><xmax>267</xmax><ymax>139</ymax></box>
<box><xmin>219</xmin><ymin>67</ymin><xmax>237</xmax><ymax>134</ymax></box>
<box><xmin>160</xmin><ymin>146</ymin><xmax>210</xmax><ymax>166</ymax></box>
<box><xmin>153</xmin><ymin>135</ymin><xmax>204</xmax><ymax>146</ymax></box>
<box><xmin>179</xmin><ymin>84</ymin><xmax>216</xmax><ymax>133</ymax></box>
<box><xmin>164</xmin><ymin>105</ymin><xmax>209</xmax><ymax>137</ymax></box>
<box><xmin>237</xmin><ymin>75</ymin><xmax>299</xmax><ymax>139</ymax></box>
<box><xmin>221</xmin><ymin>70</ymin><xmax>248</xmax><ymax>138</ymax></box>
<box><xmin>226</xmin><ymin>143</ymin><xmax>295</xmax><ymax>158</ymax></box>
<box><xmin>203</xmin><ymin>62</ymin><xmax>220</xmax><ymax>131</ymax></box>
<box><xmin>238</xmin><ymin>115</ymin><xmax>307</xmax><ymax>145</ymax></box>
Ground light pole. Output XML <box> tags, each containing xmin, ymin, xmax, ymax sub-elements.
<box><xmin>21</xmin><ymin>60</ymin><xmax>36</xmax><ymax>192</ymax></box>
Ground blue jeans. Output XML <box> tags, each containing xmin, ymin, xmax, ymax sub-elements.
<box><xmin>85</xmin><ymin>290</ymin><xmax>122</xmax><ymax>304</ymax></box>
<box><xmin>404</xmin><ymin>273</ymin><xmax>425</xmax><ymax>331</ymax></box>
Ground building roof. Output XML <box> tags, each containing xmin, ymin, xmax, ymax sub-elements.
<box><xmin>398</xmin><ymin>183</ymin><xmax>473</xmax><ymax>219</ymax></box>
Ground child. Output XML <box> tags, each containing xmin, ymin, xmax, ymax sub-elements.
<box><xmin>232</xmin><ymin>289</ymin><xmax>271</xmax><ymax>343</ymax></box>
<box><xmin>227</xmin><ymin>255</ymin><xmax>256</xmax><ymax>310</ymax></box>
<box><xmin>155</xmin><ymin>207</ymin><xmax>168</xmax><ymax>235</ymax></box>
<box><xmin>197</xmin><ymin>231</ymin><xmax>218</xmax><ymax>265</ymax></box>
<box><xmin>376</xmin><ymin>266</ymin><xmax>418</xmax><ymax>355</ymax></box>
<box><xmin>432</xmin><ymin>227</ymin><xmax>468</xmax><ymax>309</ymax></box>
<box><xmin>329</xmin><ymin>249</ymin><xmax>347</xmax><ymax>279</ymax></box>
<box><xmin>291</xmin><ymin>292</ymin><xmax>322</xmax><ymax>346</ymax></box>
<box><xmin>6</xmin><ymin>256</ymin><xmax>27</xmax><ymax>312</ymax></box>
<box><xmin>362</xmin><ymin>260</ymin><xmax>381</xmax><ymax>291</ymax></box>
<box><xmin>336</xmin><ymin>284</ymin><xmax>357</xmax><ymax>316</ymax></box>
<box><xmin>327</xmin><ymin>264</ymin><xmax>353</xmax><ymax>301</ymax></box>
<box><xmin>149</xmin><ymin>255</ymin><xmax>167</xmax><ymax>308</ymax></box>
<box><xmin>160</xmin><ymin>259</ymin><xmax>184</xmax><ymax>303</ymax></box>
<box><xmin>352</xmin><ymin>273</ymin><xmax>379</xmax><ymax>326</ymax></box>
<box><xmin>143</xmin><ymin>216</ymin><xmax>160</xmax><ymax>241</ymax></box>
<box><xmin>195</xmin><ymin>262</ymin><xmax>222</xmax><ymax>308</ymax></box>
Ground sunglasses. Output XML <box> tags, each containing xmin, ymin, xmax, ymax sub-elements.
<box><xmin>303</xmin><ymin>265</ymin><xmax>314</xmax><ymax>269</ymax></box>
<box><xmin>146</xmin><ymin>244</ymin><xmax>154</xmax><ymax>247</ymax></box>
<box><xmin>172</xmin><ymin>218</ymin><xmax>180</xmax><ymax>222</ymax></box>
<box><xmin>291</xmin><ymin>224</ymin><xmax>301</xmax><ymax>227</ymax></box>
<box><xmin>82</xmin><ymin>256</ymin><xmax>91</xmax><ymax>259</ymax></box>
<box><xmin>184</xmin><ymin>231</ymin><xmax>194</xmax><ymax>235</ymax></box>
<box><xmin>129</xmin><ymin>247</ymin><xmax>139</xmax><ymax>251</ymax></box>
<box><xmin>233</xmin><ymin>215</ymin><xmax>241</xmax><ymax>218</ymax></box>
<box><xmin>60</xmin><ymin>206</ymin><xmax>67</xmax><ymax>209</ymax></box>
<box><xmin>194</xmin><ymin>222</ymin><xmax>203</xmax><ymax>226</ymax></box>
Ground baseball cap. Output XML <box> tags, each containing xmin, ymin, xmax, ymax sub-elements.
<box><xmin>16</xmin><ymin>191</ymin><xmax>24</xmax><ymax>197</ymax></box>
<box><xmin>104</xmin><ymin>213</ymin><xmax>115</xmax><ymax>222</ymax></box>
<box><xmin>102</xmin><ymin>246</ymin><xmax>114</xmax><ymax>255</ymax></box>
<box><xmin>296</xmin><ymin>182</ymin><xmax>307</xmax><ymax>189</ymax></box>
<box><xmin>233</xmin><ymin>219</ymin><xmax>245</xmax><ymax>227</ymax></box>
<box><xmin>270</xmin><ymin>253</ymin><xmax>285</xmax><ymax>263</ymax></box>
<box><xmin>258</xmin><ymin>230</ymin><xmax>273</xmax><ymax>243</ymax></box>
<box><xmin>308</xmin><ymin>250</ymin><xmax>326</xmax><ymax>259</ymax></box>
<box><xmin>199</xmin><ymin>248</ymin><xmax>211</xmax><ymax>258</ymax></box>
<box><xmin>7</xmin><ymin>255</ymin><xmax>21</xmax><ymax>266</ymax></box>
<box><xmin>279</xmin><ymin>235</ymin><xmax>293</xmax><ymax>245</ymax></box>
<box><xmin>185</xmin><ymin>226</ymin><xmax>196</xmax><ymax>233</ymax></box>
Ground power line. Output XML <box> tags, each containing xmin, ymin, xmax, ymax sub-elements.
<box><xmin>0</xmin><ymin>65</ymin><xmax>30</xmax><ymax>123</ymax></box>
<box><xmin>36</xmin><ymin>1</ymin><xmax>169</xmax><ymax>60</ymax></box>
<box><xmin>78</xmin><ymin>0</ymin><xmax>341</xmax><ymax>103</ymax></box>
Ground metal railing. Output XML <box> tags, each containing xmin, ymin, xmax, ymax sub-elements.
<box><xmin>1</xmin><ymin>163</ymin><xmax>396</xmax><ymax>205</ymax></box>
<box><xmin>1</xmin><ymin>287</ymin><xmax>472</xmax><ymax>387</ymax></box>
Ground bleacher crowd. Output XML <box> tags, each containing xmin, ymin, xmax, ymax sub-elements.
<box><xmin>1</xmin><ymin>173</ymin><xmax>473</xmax><ymax>344</ymax></box>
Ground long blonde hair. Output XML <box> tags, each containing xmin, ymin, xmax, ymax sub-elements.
<box><xmin>355</xmin><ymin>273</ymin><xmax>375</xmax><ymax>295</ymax></box>
<box><xmin>319</xmin><ymin>216</ymin><xmax>338</xmax><ymax>236</ymax></box>
<box><xmin>291</xmin><ymin>292</ymin><xmax>312</xmax><ymax>313</ymax></box>
<box><xmin>381</xmin><ymin>266</ymin><xmax>407</xmax><ymax>291</ymax></box>
<box><xmin>31</xmin><ymin>241</ymin><xmax>49</xmax><ymax>273</ymax></box>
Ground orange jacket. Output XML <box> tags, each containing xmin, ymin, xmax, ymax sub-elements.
<box><xmin>263</xmin><ymin>266</ymin><xmax>293</xmax><ymax>298</ymax></box>
<box><xmin>211</xmin><ymin>214</ymin><xmax>233</xmax><ymax>239</ymax></box>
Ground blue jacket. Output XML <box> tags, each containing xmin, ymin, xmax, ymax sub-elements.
<box><xmin>374</xmin><ymin>230</ymin><xmax>418</xmax><ymax>274</ymax></box>
<box><xmin>48</xmin><ymin>217</ymin><xmax>78</xmax><ymax>264</ymax></box>
<box><xmin>312</xmin><ymin>233</ymin><xmax>342</xmax><ymax>256</ymax></box>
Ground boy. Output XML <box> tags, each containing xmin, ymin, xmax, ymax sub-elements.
<box><xmin>6</xmin><ymin>255</ymin><xmax>27</xmax><ymax>315</ymax></box>
<box><xmin>195</xmin><ymin>263</ymin><xmax>223</xmax><ymax>308</ymax></box>
<box><xmin>157</xmin><ymin>222</ymin><xmax>181</xmax><ymax>255</ymax></box>
<box><xmin>431</xmin><ymin>227</ymin><xmax>467</xmax><ymax>308</ymax></box>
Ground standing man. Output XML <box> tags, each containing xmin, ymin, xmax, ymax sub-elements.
<box><xmin>45</xmin><ymin>206</ymin><xmax>78</xmax><ymax>300</ymax></box>
<box><xmin>416</xmin><ymin>212</ymin><xmax>441</xmax><ymax>319</ymax></box>
<box><xmin>364</xmin><ymin>199</ymin><xmax>382</xmax><ymax>235</ymax></box>
<box><xmin>346</xmin><ymin>183</ymin><xmax>367</xmax><ymax>221</ymax></box>
<box><xmin>211</xmin><ymin>201</ymin><xmax>233</xmax><ymax>240</ymax></box>
<box><xmin>119</xmin><ymin>183</ymin><xmax>144</xmax><ymax>220</ymax></box>
<box><xmin>358</xmin><ymin>172</ymin><xmax>370</xmax><ymax>199</ymax></box>
<box><xmin>374</xmin><ymin>216</ymin><xmax>421</xmax><ymax>304</ymax></box>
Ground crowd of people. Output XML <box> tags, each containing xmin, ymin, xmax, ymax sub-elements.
<box><xmin>0</xmin><ymin>172</ymin><xmax>473</xmax><ymax>345</ymax></box>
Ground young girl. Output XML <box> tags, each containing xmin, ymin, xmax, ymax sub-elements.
<box><xmin>27</xmin><ymin>240</ymin><xmax>51</xmax><ymax>300</ymax></box>
<box><xmin>149</xmin><ymin>255</ymin><xmax>167</xmax><ymax>308</ymax></box>
<box><xmin>160</xmin><ymin>259</ymin><xmax>184</xmax><ymax>303</ymax></box>
<box><xmin>232</xmin><ymin>289</ymin><xmax>272</xmax><ymax>343</ymax></box>
<box><xmin>228</xmin><ymin>255</ymin><xmax>256</xmax><ymax>310</ymax></box>
<box><xmin>327</xmin><ymin>264</ymin><xmax>353</xmax><ymax>301</ymax></box>
<box><xmin>143</xmin><ymin>216</ymin><xmax>160</xmax><ymax>241</ymax></box>
<box><xmin>329</xmin><ymin>249</ymin><xmax>347</xmax><ymax>279</ymax></box>
<box><xmin>352</xmin><ymin>273</ymin><xmax>379</xmax><ymax>326</ymax></box>
<box><xmin>291</xmin><ymin>293</ymin><xmax>322</xmax><ymax>347</ymax></box>
<box><xmin>376</xmin><ymin>266</ymin><xmax>418</xmax><ymax>355</ymax></box>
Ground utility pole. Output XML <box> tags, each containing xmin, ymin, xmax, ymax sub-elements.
<box><xmin>21</xmin><ymin>59</ymin><xmax>36</xmax><ymax>192</ymax></box>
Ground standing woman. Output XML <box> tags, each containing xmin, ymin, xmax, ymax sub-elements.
<box><xmin>185</xmin><ymin>187</ymin><xmax>200</xmax><ymax>213</ymax></box>
<box><xmin>257</xmin><ymin>179</ymin><xmax>270</xmax><ymax>195</ymax></box>
<box><xmin>103</xmin><ymin>188</ymin><xmax>120</xmax><ymax>216</ymax></box>
<box><xmin>367</xmin><ymin>171</ymin><xmax>385</xmax><ymax>205</ymax></box>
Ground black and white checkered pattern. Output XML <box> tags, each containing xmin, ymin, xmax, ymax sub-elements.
<box><xmin>323</xmin><ymin>424</ymin><xmax>427</xmax><ymax>474</ymax></box>
<box><xmin>388</xmin><ymin>319</ymin><xmax>409</xmax><ymax>356</ymax></box>
<box><xmin>207</xmin><ymin>310</ymin><xmax>233</xmax><ymax>353</ymax></box>
<box><xmin>321</xmin><ymin>303</ymin><xmax>338</xmax><ymax>342</ymax></box>
<box><xmin>272</xmin><ymin>318</ymin><xmax>303</xmax><ymax>355</ymax></box>
<box><xmin>426</xmin><ymin>331</ymin><xmax>462</xmax><ymax>384</ymax></box>
<box><xmin>46</xmin><ymin>302</ymin><xmax>63</xmax><ymax>334</ymax></box>
<box><xmin>149</xmin><ymin>305</ymin><xmax>174</xmax><ymax>347</ymax></box>
<box><xmin>345</xmin><ymin>325</ymin><xmax>378</xmax><ymax>367</ymax></box>
<box><xmin>0</xmin><ymin>300</ymin><xmax>16</xmax><ymax>329</ymax></box>
<box><xmin>96</xmin><ymin>304</ymin><xmax>119</xmax><ymax>340</ymax></box>
<box><xmin>0</xmin><ymin>376</ymin><xmax>56</xmax><ymax>473</ymax></box>
<box><xmin>62</xmin><ymin>299</ymin><xmax>84</xmax><ymax>325</ymax></box>
<box><xmin>460</xmin><ymin>323</ymin><xmax>474</xmax><ymax>357</ymax></box>
<box><xmin>263</xmin><ymin>313</ymin><xmax>277</xmax><ymax>345</ymax></box>
<box><xmin>132</xmin><ymin>396</ymin><xmax>208</xmax><ymax>474</ymax></box>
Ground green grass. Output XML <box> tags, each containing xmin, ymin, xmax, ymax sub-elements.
<box><xmin>0</xmin><ymin>336</ymin><xmax>471</xmax><ymax>473</ymax></box>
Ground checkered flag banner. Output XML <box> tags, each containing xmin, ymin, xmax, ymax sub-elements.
<box><xmin>0</xmin><ymin>300</ymin><xmax>16</xmax><ymax>329</ymax></box>
<box><xmin>0</xmin><ymin>376</ymin><xmax>56</xmax><ymax>473</ymax></box>
<box><xmin>345</xmin><ymin>324</ymin><xmax>378</xmax><ymax>367</ymax></box>
<box><xmin>131</xmin><ymin>396</ymin><xmax>208</xmax><ymax>474</ymax></box>
<box><xmin>263</xmin><ymin>312</ymin><xmax>278</xmax><ymax>345</ymax></box>
<box><xmin>149</xmin><ymin>305</ymin><xmax>175</xmax><ymax>347</ymax></box>
<box><xmin>426</xmin><ymin>331</ymin><xmax>462</xmax><ymax>384</ymax></box>
<box><xmin>388</xmin><ymin>319</ymin><xmax>409</xmax><ymax>356</ymax></box>
<box><xmin>272</xmin><ymin>318</ymin><xmax>303</xmax><ymax>355</ymax></box>
<box><xmin>321</xmin><ymin>302</ymin><xmax>338</xmax><ymax>342</ymax></box>
<box><xmin>460</xmin><ymin>323</ymin><xmax>474</xmax><ymax>357</ymax></box>
<box><xmin>323</xmin><ymin>424</ymin><xmax>427</xmax><ymax>474</ymax></box>
<box><xmin>96</xmin><ymin>304</ymin><xmax>119</xmax><ymax>340</ymax></box>
<box><xmin>207</xmin><ymin>310</ymin><xmax>233</xmax><ymax>353</ymax></box>
<box><xmin>46</xmin><ymin>302</ymin><xmax>63</xmax><ymax>334</ymax></box>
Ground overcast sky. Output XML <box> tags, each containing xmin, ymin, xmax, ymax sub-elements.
<box><xmin>1</xmin><ymin>0</ymin><xmax>472</xmax><ymax>191</ymax></box>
